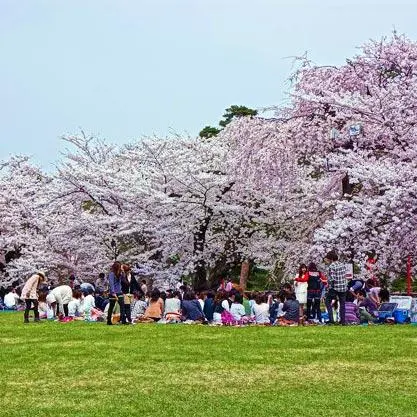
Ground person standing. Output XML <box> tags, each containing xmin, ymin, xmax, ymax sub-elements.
<box><xmin>107</xmin><ymin>262</ymin><xmax>126</xmax><ymax>325</ymax></box>
<box><xmin>121</xmin><ymin>264</ymin><xmax>138</xmax><ymax>324</ymax></box>
<box><xmin>306</xmin><ymin>263</ymin><xmax>325</xmax><ymax>322</ymax></box>
<box><xmin>324</xmin><ymin>251</ymin><xmax>347</xmax><ymax>325</ymax></box>
<box><xmin>21</xmin><ymin>271</ymin><xmax>46</xmax><ymax>323</ymax></box>
<box><xmin>294</xmin><ymin>264</ymin><xmax>309</xmax><ymax>322</ymax></box>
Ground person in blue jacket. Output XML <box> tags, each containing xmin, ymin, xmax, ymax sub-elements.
<box><xmin>107</xmin><ymin>261</ymin><xmax>127</xmax><ymax>325</ymax></box>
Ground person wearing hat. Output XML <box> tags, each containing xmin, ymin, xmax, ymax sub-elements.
<box><xmin>46</xmin><ymin>285</ymin><xmax>73</xmax><ymax>318</ymax></box>
<box><xmin>21</xmin><ymin>271</ymin><xmax>46</xmax><ymax>323</ymax></box>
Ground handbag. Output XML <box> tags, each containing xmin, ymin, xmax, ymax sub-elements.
<box><xmin>123</xmin><ymin>294</ymin><xmax>132</xmax><ymax>305</ymax></box>
<box><xmin>111</xmin><ymin>312</ymin><xmax>120</xmax><ymax>324</ymax></box>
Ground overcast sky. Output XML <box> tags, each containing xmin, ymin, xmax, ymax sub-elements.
<box><xmin>1</xmin><ymin>0</ymin><xmax>417</xmax><ymax>168</ymax></box>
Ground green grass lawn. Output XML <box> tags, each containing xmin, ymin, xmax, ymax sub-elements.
<box><xmin>1</xmin><ymin>313</ymin><xmax>417</xmax><ymax>417</ymax></box>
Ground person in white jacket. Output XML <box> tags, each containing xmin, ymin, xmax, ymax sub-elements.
<box><xmin>46</xmin><ymin>285</ymin><xmax>73</xmax><ymax>318</ymax></box>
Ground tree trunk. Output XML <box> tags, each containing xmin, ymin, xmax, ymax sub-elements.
<box><xmin>192</xmin><ymin>213</ymin><xmax>212</xmax><ymax>290</ymax></box>
<box><xmin>239</xmin><ymin>260</ymin><xmax>250</xmax><ymax>291</ymax></box>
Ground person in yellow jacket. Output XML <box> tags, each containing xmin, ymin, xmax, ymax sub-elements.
<box><xmin>21</xmin><ymin>271</ymin><xmax>47</xmax><ymax>323</ymax></box>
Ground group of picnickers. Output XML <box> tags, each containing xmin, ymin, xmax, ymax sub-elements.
<box><xmin>2</xmin><ymin>251</ymin><xmax>391</xmax><ymax>326</ymax></box>
<box><xmin>293</xmin><ymin>251</ymin><xmax>389</xmax><ymax>325</ymax></box>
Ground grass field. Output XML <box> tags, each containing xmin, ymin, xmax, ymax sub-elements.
<box><xmin>1</xmin><ymin>313</ymin><xmax>417</xmax><ymax>417</ymax></box>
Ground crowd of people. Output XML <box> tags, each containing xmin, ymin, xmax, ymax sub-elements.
<box><xmin>0</xmin><ymin>251</ymin><xmax>393</xmax><ymax>326</ymax></box>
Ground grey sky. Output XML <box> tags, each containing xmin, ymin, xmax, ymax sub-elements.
<box><xmin>1</xmin><ymin>0</ymin><xmax>417</xmax><ymax>168</ymax></box>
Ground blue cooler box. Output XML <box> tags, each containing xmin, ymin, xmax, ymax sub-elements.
<box><xmin>378</xmin><ymin>302</ymin><xmax>397</xmax><ymax>322</ymax></box>
<box><xmin>394</xmin><ymin>309</ymin><xmax>409</xmax><ymax>324</ymax></box>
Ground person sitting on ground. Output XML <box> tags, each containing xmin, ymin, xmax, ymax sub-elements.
<box><xmin>140</xmin><ymin>279</ymin><xmax>148</xmax><ymax>295</ymax></box>
<box><xmin>80</xmin><ymin>281</ymin><xmax>95</xmax><ymax>295</ymax></box>
<box><xmin>357</xmin><ymin>289</ymin><xmax>378</xmax><ymax>323</ymax></box>
<box><xmin>280</xmin><ymin>283</ymin><xmax>294</xmax><ymax>299</ymax></box>
<box><xmin>242</xmin><ymin>292</ymin><xmax>252</xmax><ymax>316</ymax></box>
<box><xmin>252</xmin><ymin>293</ymin><xmax>270</xmax><ymax>324</ymax></box>
<box><xmin>366</xmin><ymin>279</ymin><xmax>381</xmax><ymax>308</ymax></box>
<box><xmin>203</xmin><ymin>291</ymin><xmax>215</xmax><ymax>322</ymax></box>
<box><xmin>160</xmin><ymin>291</ymin><xmax>167</xmax><ymax>304</ymax></box>
<box><xmin>68</xmin><ymin>289</ymin><xmax>83</xmax><ymax>318</ymax></box>
<box><xmin>269</xmin><ymin>293</ymin><xmax>285</xmax><ymax>324</ymax></box>
<box><xmin>344</xmin><ymin>292</ymin><xmax>360</xmax><ymax>324</ymax></box>
<box><xmin>68</xmin><ymin>274</ymin><xmax>82</xmax><ymax>290</ymax></box>
<box><xmin>37</xmin><ymin>291</ymin><xmax>48</xmax><ymax>319</ymax></box>
<box><xmin>230</xmin><ymin>293</ymin><xmax>248</xmax><ymax>324</ymax></box>
<box><xmin>95</xmin><ymin>272</ymin><xmax>107</xmax><ymax>293</ymax></box>
<box><xmin>221</xmin><ymin>290</ymin><xmax>235</xmax><ymax>312</ymax></box>
<box><xmin>179</xmin><ymin>284</ymin><xmax>188</xmax><ymax>299</ymax></box>
<box><xmin>143</xmin><ymin>289</ymin><xmax>164</xmax><ymax>322</ymax></box>
<box><xmin>130</xmin><ymin>291</ymin><xmax>147</xmax><ymax>322</ymax></box>
<box><xmin>197</xmin><ymin>291</ymin><xmax>205</xmax><ymax>311</ymax></box>
<box><xmin>347</xmin><ymin>277</ymin><xmax>365</xmax><ymax>297</ymax></box>
<box><xmin>94</xmin><ymin>289</ymin><xmax>108</xmax><ymax>311</ymax></box>
<box><xmin>21</xmin><ymin>271</ymin><xmax>47</xmax><ymax>323</ymax></box>
<box><xmin>46</xmin><ymin>285</ymin><xmax>73</xmax><ymax>318</ymax></box>
<box><xmin>4</xmin><ymin>287</ymin><xmax>20</xmax><ymax>310</ymax></box>
<box><xmin>379</xmin><ymin>287</ymin><xmax>390</xmax><ymax>303</ymax></box>
<box><xmin>212</xmin><ymin>291</ymin><xmax>227</xmax><ymax>324</ymax></box>
<box><xmin>276</xmin><ymin>293</ymin><xmax>300</xmax><ymax>326</ymax></box>
<box><xmin>164</xmin><ymin>290</ymin><xmax>182</xmax><ymax>322</ymax></box>
<box><xmin>247</xmin><ymin>291</ymin><xmax>257</xmax><ymax>314</ymax></box>
<box><xmin>82</xmin><ymin>287</ymin><xmax>96</xmax><ymax>318</ymax></box>
<box><xmin>181</xmin><ymin>291</ymin><xmax>205</xmax><ymax>322</ymax></box>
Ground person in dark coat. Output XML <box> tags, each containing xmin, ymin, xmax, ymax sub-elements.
<box><xmin>121</xmin><ymin>264</ymin><xmax>139</xmax><ymax>324</ymax></box>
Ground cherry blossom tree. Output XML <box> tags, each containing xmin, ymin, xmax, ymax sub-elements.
<box><xmin>2</xmin><ymin>33</ymin><xmax>417</xmax><ymax>288</ymax></box>
<box><xmin>227</xmin><ymin>33</ymin><xmax>417</xmax><ymax>279</ymax></box>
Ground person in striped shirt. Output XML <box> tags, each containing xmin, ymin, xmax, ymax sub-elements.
<box><xmin>324</xmin><ymin>251</ymin><xmax>347</xmax><ymax>325</ymax></box>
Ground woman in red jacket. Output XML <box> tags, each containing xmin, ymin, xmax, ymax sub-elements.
<box><xmin>294</xmin><ymin>264</ymin><xmax>308</xmax><ymax>322</ymax></box>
